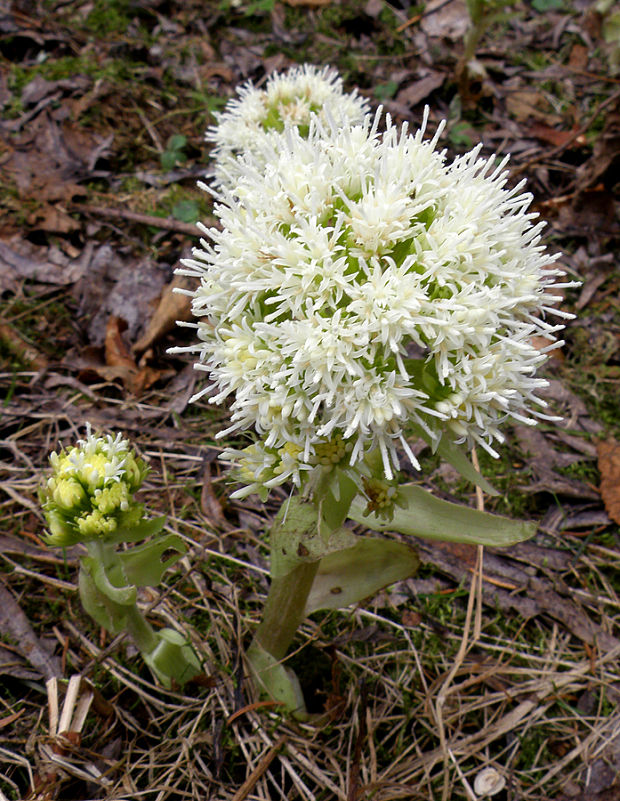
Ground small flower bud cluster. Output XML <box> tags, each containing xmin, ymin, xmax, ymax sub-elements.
<box><xmin>40</xmin><ymin>425</ymin><xmax>148</xmax><ymax>546</ymax></box>
<box><xmin>206</xmin><ymin>64</ymin><xmax>369</xmax><ymax>190</ymax></box>
<box><xmin>361</xmin><ymin>476</ymin><xmax>407</xmax><ymax>521</ymax></box>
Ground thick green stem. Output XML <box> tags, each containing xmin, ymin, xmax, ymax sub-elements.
<box><xmin>87</xmin><ymin>539</ymin><xmax>158</xmax><ymax>656</ymax></box>
<box><xmin>251</xmin><ymin>559</ymin><xmax>320</xmax><ymax>661</ymax></box>
<box><xmin>246</xmin><ymin>490</ymin><xmax>349</xmax><ymax>713</ymax></box>
<box><xmin>88</xmin><ymin>539</ymin><xmax>117</xmax><ymax>573</ymax></box>
<box><xmin>124</xmin><ymin>604</ymin><xmax>158</xmax><ymax>656</ymax></box>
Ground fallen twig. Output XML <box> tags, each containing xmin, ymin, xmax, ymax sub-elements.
<box><xmin>68</xmin><ymin>204</ymin><xmax>215</xmax><ymax>237</ymax></box>
<box><xmin>230</xmin><ymin>735</ymin><xmax>287</xmax><ymax>801</ymax></box>
<box><xmin>513</xmin><ymin>88</ymin><xmax>620</xmax><ymax>176</ymax></box>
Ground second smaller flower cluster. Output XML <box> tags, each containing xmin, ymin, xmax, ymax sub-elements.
<box><xmin>40</xmin><ymin>425</ymin><xmax>148</xmax><ymax>546</ymax></box>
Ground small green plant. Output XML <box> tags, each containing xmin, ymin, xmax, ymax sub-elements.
<box><xmin>161</xmin><ymin>134</ymin><xmax>188</xmax><ymax>170</ymax></box>
<box><xmin>40</xmin><ymin>426</ymin><xmax>201</xmax><ymax>688</ymax></box>
<box><xmin>457</xmin><ymin>0</ymin><xmax>521</xmax><ymax>99</ymax></box>
<box><xmin>172</xmin><ymin>199</ymin><xmax>200</xmax><ymax>223</ymax></box>
<box><xmin>597</xmin><ymin>0</ymin><xmax>620</xmax><ymax>74</ymax></box>
<box><xmin>85</xmin><ymin>5</ymin><xmax>128</xmax><ymax>34</ymax></box>
<box><xmin>448</xmin><ymin>121</ymin><xmax>474</xmax><ymax>149</ymax></box>
<box><xmin>374</xmin><ymin>80</ymin><xmax>399</xmax><ymax>101</ymax></box>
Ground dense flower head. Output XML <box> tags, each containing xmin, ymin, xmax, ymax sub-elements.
<box><xmin>206</xmin><ymin>63</ymin><xmax>369</xmax><ymax>190</ymax></box>
<box><xmin>174</xmin><ymin>109</ymin><xmax>573</xmax><ymax>497</ymax></box>
<box><xmin>41</xmin><ymin>425</ymin><xmax>148</xmax><ymax>545</ymax></box>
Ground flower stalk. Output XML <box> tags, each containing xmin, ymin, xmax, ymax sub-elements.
<box><xmin>252</xmin><ymin>560</ymin><xmax>320</xmax><ymax>663</ymax></box>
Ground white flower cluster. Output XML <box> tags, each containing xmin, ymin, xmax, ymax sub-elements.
<box><xmin>206</xmin><ymin>64</ymin><xmax>369</xmax><ymax>190</ymax></box>
<box><xmin>177</xmin><ymin>78</ymin><xmax>572</xmax><ymax>496</ymax></box>
<box><xmin>50</xmin><ymin>425</ymin><xmax>131</xmax><ymax>488</ymax></box>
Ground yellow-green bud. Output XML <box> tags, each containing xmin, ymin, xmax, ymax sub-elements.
<box><xmin>237</xmin><ymin>444</ymin><xmax>271</xmax><ymax>484</ymax></box>
<box><xmin>52</xmin><ymin>478</ymin><xmax>86</xmax><ymax>510</ymax></box>
<box><xmin>81</xmin><ymin>453</ymin><xmax>112</xmax><ymax>489</ymax></box>
<box><xmin>77</xmin><ymin>510</ymin><xmax>117</xmax><ymax>538</ymax></box>
<box><xmin>93</xmin><ymin>482</ymin><xmax>129</xmax><ymax>515</ymax></box>
<box><xmin>123</xmin><ymin>455</ymin><xmax>145</xmax><ymax>490</ymax></box>
<box><xmin>362</xmin><ymin>476</ymin><xmax>402</xmax><ymax>521</ymax></box>
<box><xmin>273</xmin><ymin>441</ymin><xmax>303</xmax><ymax>476</ymax></box>
<box><xmin>44</xmin><ymin>509</ymin><xmax>73</xmax><ymax>547</ymax></box>
<box><xmin>314</xmin><ymin>435</ymin><xmax>348</xmax><ymax>468</ymax></box>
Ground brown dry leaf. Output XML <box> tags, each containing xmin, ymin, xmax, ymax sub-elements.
<box><xmin>132</xmin><ymin>364</ymin><xmax>176</xmax><ymax>395</ymax></box>
<box><xmin>395</xmin><ymin>72</ymin><xmax>445</xmax><ymax>109</ymax></box>
<box><xmin>198</xmin><ymin>62</ymin><xmax>235</xmax><ymax>82</ymax></box>
<box><xmin>0</xmin><ymin>581</ymin><xmax>62</xmax><ymax>679</ymax></box>
<box><xmin>506</xmin><ymin>90</ymin><xmax>562</xmax><ymax>123</ymax></box>
<box><xmin>20</xmin><ymin>74</ymin><xmax>91</xmax><ymax>107</ymax></box>
<box><xmin>529</xmin><ymin>123</ymin><xmax>587</xmax><ymax>148</ymax></box>
<box><xmin>401</xmin><ymin>610</ymin><xmax>422</xmax><ymax>627</ymax></box>
<box><xmin>597</xmin><ymin>438</ymin><xmax>620</xmax><ymax>525</ymax></box>
<box><xmin>541</xmin><ymin>380</ymin><xmax>603</xmax><ymax>435</ymax></box>
<box><xmin>0</xmin><ymin>236</ymin><xmax>88</xmax><ymax>292</ymax></box>
<box><xmin>575</xmin><ymin>267</ymin><xmax>613</xmax><ymax>311</ymax></box>
<box><xmin>104</xmin><ymin>316</ymin><xmax>137</xmax><ymax>374</ymax></box>
<box><xmin>528</xmin><ymin>577</ymin><xmax>620</xmax><ymax>652</ymax></box>
<box><xmin>415</xmin><ymin>540</ymin><xmax>620</xmax><ymax>651</ymax></box>
<box><xmin>82</xmin><ymin>359</ymin><xmax>173</xmax><ymax>396</ymax></box>
<box><xmin>27</xmin><ymin>203</ymin><xmax>80</xmax><ymax>234</ymax></box>
<box><xmin>420</xmin><ymin>0</ymin><xmax>469</xmax><ymax>39</ymax></box>
<box><xmin>75</xmin><ymin>247</ymin><xmax>169</xmax><ymax>346</ymax></box>
<box><xmin>516</xmin><ymin>426</ymin><xmax>600</xmax><ymax>500</ymax></box>
<box><xmin>431</xmin><ymin>540</ymin><xmax>477</xmax><ymax>569</ymax></box>
<box><xmin>133</xmin><ymin>274</ymin><xmax>194</xmax><ymax>353</ymax></box>
<box><xmin>67</xmin><ymin>77</ymin><xmax>110</xmax><ymax>120</ymax></box>
<box><xmin>100</xmin><ymin>316</ymin><xmax>173</xmax><ymax>395</ymax></box>
<box><xmin>0</xmin><ymin>644</ymin><xmax>42</xmax><ymax>681</ymax></box>
<box><xmin>3</xmin><ymin>110</ymin><xmax>111</xmax><ymax>203</ymax></box>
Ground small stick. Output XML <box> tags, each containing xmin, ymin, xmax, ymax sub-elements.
<box><xmin>513</xmin><ymin>88</ymin><xmax>620</xmax><ymax>176</ymax></box>
<box><xmin>68</xmin><ymin>204</ymin><xmax>216</xmax><ymax>237</ymax></box>
<box><xmin>448</xmin><ymin>748</ymin><xmax>477</xmax><ymax>801</ymax></box>
<box><xmin>57</xmin><ymin>675</ymin><xmax>81</xmax><ymax>734</ymax></box>
<box><xmin>230</xmin><ymin>735</ymin><xmax>287</xmax><ymax>801</ymax></box>
<box><xmin>227</xmin><ymin>700</ymin><xmax>284</xmax><ymax>725</ymax></box>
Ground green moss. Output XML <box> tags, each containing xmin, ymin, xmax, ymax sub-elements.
<box><xmin>514</xmin><ymin>726</ymin><xmax>552</xmax><ymax>771</ymax></box>
<box><xmin>8</xmin><ymin>54</ymin><xmax>140</xmax><ymax>106</ymax></box>
<box><xmin>0</xmin><ymin>780</ymin><xmax>20</xmax><ymax>801</ymax></box>
<box><xmin>84</xmin><ymin>0</ymin><xmax>132</xmax><ymax>35</ymax></box>
<box><xmin>474</xmin><ymin>445</ymin><xmax>535</xmax><ymax>519</ymax></box>
<box><xmin>0</xmin><ymin>291</ymin><xmax>76</xmax><ymax>363</ymax></box>
<box><xmin>157</xmin><ymin>185</ymin><xmax>212</xmax><ymax>223</ymax></box>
